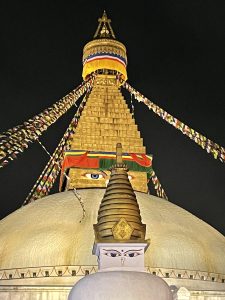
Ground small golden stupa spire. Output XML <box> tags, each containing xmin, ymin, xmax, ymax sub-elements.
<box><xmin>93</xmin><ymin>143</ymin><xmax>147</xmax><ymax>243</ymax></box>
<box><xmin>94</xmin><ymin>10</ymin><xmax>116</xmax><ymax>39</ymax></box>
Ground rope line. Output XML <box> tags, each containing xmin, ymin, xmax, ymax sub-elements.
<box><xmin>37</xmin><ymin>138</ymin><xmax>70</xmax><ymax>182</ymax></box>
<box><xmin>73</xmin><ymin>188</ymin><xmax>86</xmax><ymax>222</ymax></box>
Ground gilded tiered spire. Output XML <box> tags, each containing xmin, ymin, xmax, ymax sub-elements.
<box><xmin>94</xmin><ymin>143</ymin><xmax>147</xmax><ymax>243</ymax></box>
<box><xmin>67</xmin><ymin>76</ymin><xmax>148</xmax><ymax>192</ymax></box>
<box><xmin>63</xmin><ymin>12</ymin><xmax>149</xmax><ymax>193</ymax></box>
<box><xmin>70</xmin><ymin>79</ymin><xmax>145</xmax><ymax>154</ymax></box>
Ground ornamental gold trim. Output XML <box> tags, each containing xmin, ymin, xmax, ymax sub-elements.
<box><xmin>112</xmin><ymin>218</ymin><xmax>134</xmax><ymax>240</ymax></box>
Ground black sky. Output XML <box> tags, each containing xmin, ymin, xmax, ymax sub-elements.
<box><xmin>0</xmin><ymin>1</ymin><xmax>224</xmax><ymax>235</ymax></box>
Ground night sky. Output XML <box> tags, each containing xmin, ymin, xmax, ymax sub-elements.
<box><xmin>0</xmin><ymin>1</ymin><xmax>224</xmax><ymax>235</ymax></box>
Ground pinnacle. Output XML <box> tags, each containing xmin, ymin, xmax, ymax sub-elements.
<box><xmin>93</xmin><ymin>11</ymin><xmax>116</xmax><ymax>39</ymax></box>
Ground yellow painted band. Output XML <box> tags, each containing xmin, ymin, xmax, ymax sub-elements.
<box><xmin>82</xmin><ymin>58</ymin><xmax>127</xmax><ymax>80</ymax></box>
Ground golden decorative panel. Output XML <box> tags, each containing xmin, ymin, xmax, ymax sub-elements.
<box><xmin>112</xmin><ymin>218</ymin><xmax>134</xmax><ymax>240</ymax></box>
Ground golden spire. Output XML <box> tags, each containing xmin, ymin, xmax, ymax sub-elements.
<box><xmin>93</xmin><ymin>143</ymin><xmax>147</xmax><ymax>243</ymax></box>
<box><xmin>94</xmin><ymin>10</ymin><xmax>116</xmax><ymax>39</ymax></box>
<box><xmin>64</xmin><ymin>12</ymin><xmax>148</xmax><ymax>193</ymax></box>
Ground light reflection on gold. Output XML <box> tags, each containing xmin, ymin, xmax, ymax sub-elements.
<box><xmin>68</xmin><ymin>168</ymin><xmax>147</xmax><ymax>192</ymax></box>
<box><xmin>67</xmin><ymin>74</ymin><xmax>148</xmax><ymax>193</ymax></box>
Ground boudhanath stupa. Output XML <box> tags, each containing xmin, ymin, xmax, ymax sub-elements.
<box><xmin>0</xmin><ymin>11</ymin><xmax>224</xmax><ymax>300</ymax></box>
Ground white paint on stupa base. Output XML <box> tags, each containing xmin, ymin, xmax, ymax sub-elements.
<box><xmin>68</xmin><ymin>271</ymin><xmax>173</xmax><ymax>300</ymax></box>
<box><xmin>0</xmin><ymin>286</ymin><xmax>71</xmax><ymax>300</ymax></box>
<box><xmin>0</xmin><ymin>284</ymin><xmax>225</xmax><ymax>300</ymax></box>
<box><xmin>173</xmin><ymin>287</ymin><xmax>191</xmax><ymax>300</ymax></box>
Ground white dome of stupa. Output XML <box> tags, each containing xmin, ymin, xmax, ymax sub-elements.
<box><xmin>68</xmin><ymin>271</ymin><xmax>173</xmax><ymax>300</ymax></box>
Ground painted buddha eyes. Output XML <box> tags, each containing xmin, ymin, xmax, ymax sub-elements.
<box><xmin>103</xmin><ymin>249</ymin><xmax>142</xmax><ymax>258</ymax></box>
<box><xmin>124</xmin><ymin>250</ymin><xmax>141</xmax><ymax>257</ymax></box>
<box><xmin>104</xmin><ymin>250</ymin><xmax>120</xmax><ymax>257</ymax></box>
<box><xmin>83</xmin><ymin>173</ymin><xmax>134</xmax><ymax>181</ymax></box>
<box><xmin>84</xmin><ymin>173</ymin><xmax>104</xmax><ymax>180</ymax></box>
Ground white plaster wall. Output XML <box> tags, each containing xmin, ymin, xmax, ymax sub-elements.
<box><xmin>165</xmin><ymin>278</ymin><xmax>225</xmax><ymax>292</ymax></box>
<box><xmin>0</xmin><ymin>286</ymin><xmax>71</xmax><ymax>300</ymax></box>
<box><xmin>68</xmin><ymin>271</ymin><xmax>173</xmax><ymax>300</ymax></box>
<box><xmin>0</xmin><ymin>286</ymin><xmax>225</xmax><ymax>300</ymax></box>
<box><xmin>190</xmin><ymin>291</ymin><xmax>225</xmax><ymax>300</ymax></box>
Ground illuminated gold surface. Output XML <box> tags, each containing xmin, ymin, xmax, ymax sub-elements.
<box><xmin>94</xmin><ymin>144</ymin><xmax>147</xmax><ymax>242</ymax></box>
<box><xmin>82</xmin><ymin>39</ymin><xmax>127</xmax><ymax>80</ymax></box>
<box><xmin>93</xmin><ymin>11</ymin><xmax>116</xmax><ymax>39</ymax></box>
<box><xmin>69</xmin><ymin>169</ymin><xmax>107</xmax><ymax>189</ymax></box>
<box><xmin>70</xmin><ymin>76</ymin><xmax>145</xmax><ymax>153</ymax></box>
<box><xmin>68</xmin><ymin>169</ymin><xmax>147</xmax><ymax>192</ymax></box>
<box><xmin>112</xmin><ymin>218</ymin><xmax>133</xmax><ymax>240</ymax></box>
<box><xmin>115</xmin><ymin>142</ymin><xmax>123</xmax><ymax>165</ymax></box>
<box><xmin>82</xmin><ymin>13</ymin><xmax>127</xmax><ymax>79</ymax></box>
<box><xmin>83</xmin><ymin>39</ymin><xmax>126</xmax><ymax>59</ymax></box>
<box><xmin>68</xmin><ymin>74</ymin><xmax>148</xmax><ymax>192</ymax></box>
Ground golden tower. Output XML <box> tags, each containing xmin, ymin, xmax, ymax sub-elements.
<box><xmin>60</xmin><ymin>11</ymin><xmax>152</xmax><ymax>193</ymax></box>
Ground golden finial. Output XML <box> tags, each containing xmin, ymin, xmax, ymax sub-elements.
<box><xmin>94</xmin><ymin>10</ymin><xmax>116</xmax><ymax>39</ymax></box>
<box><xmin>116</xmin><ymin>143</ymin><xmax>123</xmax><ymax>164</ymax></box>
<box><xmin>100</xmin><ymin>10</ymin><xmax>109</xmax><ymax>22</ymax></box>
<box><xmin>111</xmin><ymin>143</ymin><xmax>128</xmax><ymax>171</ymax></box>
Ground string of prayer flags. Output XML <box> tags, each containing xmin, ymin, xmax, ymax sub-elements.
<box><xmin>0</xmin><ymin>75</ymin><xmax>95</xmax><ymax>169</ymax></box>
<box><xmin>150</xmin><ymin>170</ymin><xmax>168</xmax><ymax>200</ymax></box>
<box><xmin>23</xmin><ymin>90</ymin><xmax>90</xmax><ymax>204</ymax></box>
<box><xmin>123</xmin><ymin>81</ymin><xmax>225</xmax><ymax>164</ymax></box>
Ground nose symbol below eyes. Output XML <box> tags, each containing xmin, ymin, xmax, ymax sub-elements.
<box><xmin>121</xmin><ymin>257</ymin><xmax>125</xmax><ymax>265</ymax></box>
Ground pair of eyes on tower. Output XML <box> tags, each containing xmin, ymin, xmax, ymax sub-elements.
<box><xmin>103</xmin><ymin>249</ymin><xmax>142</xmax><ymax>258</ymax></box>
<box><xmin>84</xmin><ymin>173</ymin><xmax>133</xmax><ymax>180</ymax></box>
